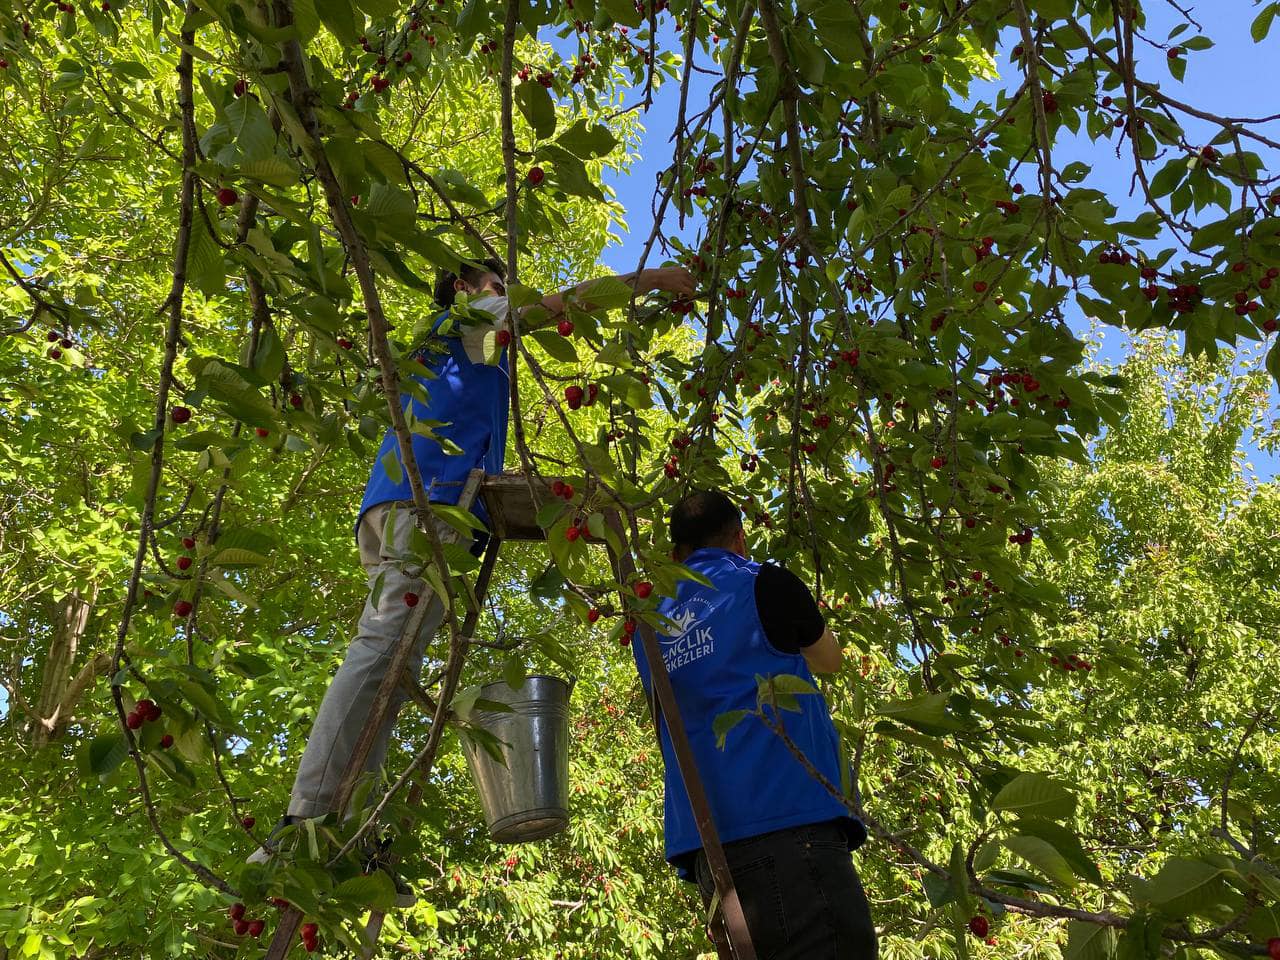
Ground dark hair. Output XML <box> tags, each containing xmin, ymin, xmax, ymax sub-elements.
<box><xmin>670</xmin><ymin>490</ymin><xmax>743</xmax><ymax>553</ymax></box>
<box><xmin>434</xmin><ymin>256</ymin><xmax>505</xmax><ymax>308</ymax></box>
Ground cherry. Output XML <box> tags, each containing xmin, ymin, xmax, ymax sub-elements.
<box><xmin>968</xmin><ymin>916</ymin><xmax>989</xmax><ymax>938</ymax></box>
<box><xmin>126</xmin><ymin>711</ymin><xmax>144</xmax><ymax>730</ymax></box>
<box><xmin>138</xmin><ymin>699</ymin><xmax>161</xmax><ymax>721</ymax></box>
<box><xmin>337</xmin><ymin>337</ymin><xmax>354</xmax><ymax>350</ymax></box>
<box><xmin>404</xmin><ymin>591</ymin><xmax>420</xmax><ymax>607</ymax></box>
<box><xmin>48</xmin><ymin>348</ymin><xmax>62</xmax><ymax>360</ymax></box>
<box><xmin>233</xmin><ymin>78</ymin><xmax>247</xmax><ymax>97</ymax></box>
<box><xmin>495</xmin><ymin>329</ymin><xmax>512</xmax><ymax>347</ymax></box>
<box><xmin>289</xmin><ymin>392</ymin><xmax>303</xmax><ymax>408</ymax></box>
<box><xmin>930</xmin><ymin>456</ymin><xmax>944</xmax><ymax>469</ymax></box>
<box><xmin>587</xmin><ymin>607</ymin><xmax>601</xmax><ymax>623</ymax></box>
<box><xmin>182</xmin><ymin>537</ymin><xmax>196</xmax><ymax>550</ymax></box>
<box><xmin>302</xmin><ymin>923</ymin><xmax>319</xmax><ymax>939</ymax></box>
<box><xmin>527</xmin><ymin>166</ymin><xmax>545</xmax><ymax>186</ymax></box>
<box><xmin>159</xmin><ymin>733</ymin><xmax>174</xmax><ymax>748</ymax></box>
<box><xmin>557</xmin><ymin>319</ymin><xmax>574</xmax><ymax>336</ymax></box>
<box><xmin>230</xmin><ymin>903</ymin><xmax>247</xmax><ymax>922</ymax></box>
<box><xmin>233</xmin><ymin>919</ymin><xmax>250</xmax><ymax>937</ymax></box>
<box><xmin>973</xmin><ymin>281</ymin><xmax>988</xmax><ymax>293</ymax></box>
<box><xmin>1167</xmin><ymin>46</ymin><xmax>1181</xmax><ymax>58</ymax></box>
<box><xmin>255</xmin><ymin>427</ymin><xmax>269</xmax><ymax>438</ymax></box>
<box><xmin>560</xmin><ymin>483</ymin><xmax>575</xmax><ymax>499</ymax></box>
<box><xmin>60</xmin><ymin>337</ymin><xmax>73</xmax><ymax>349</ymax></box>
<box><xmin>247</xmin><ymin>919</ymin><xmax>265</xmax><ymax>937</ymax></box>
<box><xmin>551</xmin><ymin>479</ymin><xmax>566</xmax><ymax>497</ymax></box>
<box><xmin>216</xmin><ymin>187</ymin><xmax>239</xmax><ymax>207</ymax></box>
<box><xmin>171</xmin><ymin>406</ymin><xmax>192</xmax><ymax>424</ymax></box>
<box><xmin>1267</xmin><ymin>937</ymin><xmax>1280</xmax><ymax>960</ymax></box>
<box><xmin>635</xmin><ymin>581</ymin><xmax>653</xmax><ymax>599</ymax></box>
<box><xmin>565</xmin><ymin>525</ymin><xmax>581</xmax><ymax>542</ymax></box>
<box><xmin>47</xmin><ymin>331</ymin><xmax>60</xmax><ymax>343</ymax></box>
<box><xmin>1232</xmin><ymin>261</ymin><xmax>1247</xmax><ymax>273</ymax></box>
<box><xmin>565</xmin><ymin>385</ymin><xmax>585</xmax><ymax>409</ymax></box>
<box><xmin>241</xmin><ymin>815</ymin><xmax>255</xmax><ymax>829</ymax></box>
<box><xmin>174</xmin><ymin>600</ymin><xmax>193</xmax><ymax>617</ymax></box>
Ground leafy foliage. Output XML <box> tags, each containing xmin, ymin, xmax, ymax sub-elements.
<box><xmin>2</xmin><ymin>0</ymin><xmax>1280</xmax><ymax>955</ymax></box>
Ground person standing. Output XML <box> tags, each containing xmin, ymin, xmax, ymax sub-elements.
<box><xmin>250</xmin><ymin>258</ymin><xmax>696</xmax><ymax>898</ymax></box>
<box><xmin>632</xmin><ymin>489</ymin><xmax>877</xmax><ymax>959</ymax></box>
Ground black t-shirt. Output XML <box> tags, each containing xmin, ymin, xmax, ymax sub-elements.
<box><xmin>753</xmin><ymin>563</ymin><xmax>826</xmax><ymax>653</ymax></box>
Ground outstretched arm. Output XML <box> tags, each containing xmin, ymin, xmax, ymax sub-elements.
<box><xmin>526</xmin><ymin>267</ymin><xmax>697</xmax><ymax>330</ymax></box>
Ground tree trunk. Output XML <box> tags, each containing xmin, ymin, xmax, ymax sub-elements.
<box><xmin>31</xmin><ymin>588</ymin><xmax>99</xmax><ymax>748</ymax></box>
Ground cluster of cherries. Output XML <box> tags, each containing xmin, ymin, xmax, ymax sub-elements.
<box><xmin>125</xmin><ymin>697</ymin><xmax>163</xmax><ymax>733</ymax></box>
<box><xmin>562</xmin><ymin>383</ymin><xmax>599</xmax><ymax>410</ymax></box>
<box><xmin>45</xmin><ymin>330</ymin><xmax>75</xmax><ymax>360</ymax></box>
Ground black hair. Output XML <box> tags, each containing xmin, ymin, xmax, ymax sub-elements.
<box><xmin>670</xmin><ymin>490</ymin><xmax>743</xmax><ymax>553</ymax></box>
<box><xmin>434</xmin><ymin>256</ymin><xmax>506</xmax><ymax>308</ymax></box>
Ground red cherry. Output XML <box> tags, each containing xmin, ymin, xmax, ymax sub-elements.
<box><xmin>174</xmin><ymin>600</ymin><xmax>193</xmax><ymax>617</ymax></box>
<box><xmin>255</xmin><ymin>427</ymin><xmax>269</xmax><ymax>438</ymax></box>
<box><xmin>495</xmin><ymin>329</ymin><xmax>512</xmax><ymax>346</ymax></box>
<box><xmin>126</xmin><ymin>711</ymin><xmax>144</xmax><ymax>730</ymax></box>
<box><xmin>561</xmin><ymin>483</ymin><xmax>574</xmax><ymax>500</ymax></box>
<box><xmin>337</xmin><ymin>337</ymin><xmax>354</xmax><ymax>350</ymax></box>
<box><xmin>182</xmin><ymin>537</ymin><xmax>196</xmax><ymax>550</ymax></box>
<box><xmin>301</xmin><ymin>923</ymin><xmax>319</xmax><ymax>938</ymax></box>
<box><xmin>48</xmin><ymin>347</ymin><xmax>62</xmax><ymax>360</ymax></box>
<box><xmin>230</xmin><ymin>903</ymin><xmax>247</xmax><ymax>922</ymax></box>
<box><xmin>47</xmin><ymin>331</ymin><xmax>60</xmax><ymax>342</ymax></box>
<box><xmin>241</xmin><ymin>815</ymin><xmax>256</xmax><ymax>830</ymax></box>
<box><xmin>216</xmin><ymin>187</ymin><xmax>239</xmax><ymax>207</ymax></box>
<box><xmin>557</xmin><ymin>319</ymin><xmax>574</xmax><ymax>336</ymax></box>
<box><xmin>565</xmin><ymin>525</ymin><xmax>581</xmax><ymax>542</ymax></box>
<box><xmin>564</xmin><ymin>385</ymin><xmax>585</xmax><ymax>410</ymax></box>
<box><xmin>587</xmin><ymin>607</ymin><xmax>601</xmax><ymax>623</ymax></box>
<box><xmin>171</xmin><ymin>406</ymin><xmax>192</xmax><ymax>423</ymax></box>
<box><xmin>930</xmin><ymin>456</ymin><xmax>944</xmax><ymax>469</ymax></box>
<box><xmin>404</xmin><ymin>591</ymin><xmax>420</xmax><ymax>607</ymax></box>
<box><xmin>160</xmin><ymin>733</ymin><xmax>175</xmax><ymax>748</ymax></box>
<box><xmin>551</xmin><ymin>479</ymin><xmax>566</xmax><ymax>497</ymax></box>
<box><xmin>289</xmin><ymin>393</ymin><xmax>303</xmax><ymax>408</ymax></box>
<box><xmin>233</xmin><ymin>79</ymin><xmax>247</xmax><ymax>97</ymax></box>
<box><xmin>623</xmin><ymin>620</ymin><xmax>637</xmax><ymax>634</ymax></box>
<box><xmin>973</xmin><ymin>281</ymin><xmax>988</xmax><ymax>293</ymax></box>
<box><xmin>968</xmin><ymin>916</ymin><xmax>989</xmax><ymax>938</ymax></box>
<box><xmin>247</xmin><ymin>918</ymin><xmax>265</xmax><ymax>937</ymax></box>
<box><xmin>635</xmin><ymin>581</ymin><xmax>653</xmax><ymax>599</ymax></box>
<box><xmin>233</xmin><ymin>919</ymin><xmax>250</xmax><ymax>936</ymax></box>
<box><xmin>1232</xmin><ymin>261</ymin><xmax>1248</xmax><ymax>273</ymax></box>
<box><xmin>527</xmin><ymin>166</ymin><xmax>545</xmax><ymax>186</ymax></box>
<box><xmin>1167</xmin><ymin>46</ymin><xmax>1181</xmax><ymax>57</ymax></box>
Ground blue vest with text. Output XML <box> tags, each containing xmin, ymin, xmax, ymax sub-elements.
<box><xmin>358</xmin><ymin>310</ymin><xmax>508</xmax><ymax>531</ymax></box>
<box><xmin>631</xmin><ymin>548</ymin><xmax>858</xmax><ymax>871</ymax></box>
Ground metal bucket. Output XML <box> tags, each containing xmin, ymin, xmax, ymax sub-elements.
<box><xmin>460</xmin><ymin>675</ymin><xmax>571</xmax><ymax>843</ymax></box>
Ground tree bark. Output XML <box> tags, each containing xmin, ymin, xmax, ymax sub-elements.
<box><xmin>32</xmin><ymin>587</ymin><xmax>98</xmax><ymax>748</ymax></box>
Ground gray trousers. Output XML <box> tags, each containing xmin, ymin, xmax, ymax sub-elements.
<box><xmin>288</xmin><ymin>501</ymin><xmax>455</xmax><ymax>819</ymax></box>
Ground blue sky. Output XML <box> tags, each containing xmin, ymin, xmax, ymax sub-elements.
<box><xmin>566</xmin><ymin>5</ymin><xmax>1280</xmax><ymax>481</ymax></box>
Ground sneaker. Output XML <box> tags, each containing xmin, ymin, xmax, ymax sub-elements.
<box><xmin>246</xmin><ymin>815</ymin><xmax>299</xmax><ymax>865</ymax></box>
<box><xmin>360</xmin><ymin>838</ymin><xmax>417</xmax><ymax>908</ymax></box>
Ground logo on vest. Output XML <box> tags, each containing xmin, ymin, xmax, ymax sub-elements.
<box><xmin>660</xmin><ymin>597</ymin><xmax>716</xmax><ymax>673</ymax></box>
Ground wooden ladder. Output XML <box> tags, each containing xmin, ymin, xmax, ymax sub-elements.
<box><xmin>264</xmin><ymin>470</ymin><xmax>756</xmax><ymax>960</ymax></box>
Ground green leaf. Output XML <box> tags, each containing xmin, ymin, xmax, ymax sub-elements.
<box><xmin>210</xmin><ymin>547</ymin><xmax>269</xmax><ymax>568</ymax></box>
<box><xmin>1142</xmin><ymin>858</ymin><xmax>1231</xmax><ymax>916</ymax></box>
<box><xmin>877</xmin><ymin>693</ymin><xmax>968</xmax><ymax>734</ymax></box>
<box><xmin>502</xmin><ymin>655</ymin><xmax>527</xmax><ymax>691</ymax></box>
<box><xmin>529</xmin><ymin>329</ymin><xmax>579</xmax><ymax>363</ymax></box>
<box><xmin>333</xmin><ymin>872</ymin><xmax>397</xmax><ymax>911</ymax></box>
<box><xmin>431</xmin><ymin>502</ymin><xmax>486</xmax><ymax>537</ymax></box>
<box><xmin>555</xmin><ymin>120</ymin><xmax>618</xmax><ymax>160</ymax></box>
<box><xmin>1252</xmin><ymin>3</ymin><xmax>1277</xmax><ymax>42</ymax></box>
<box><xmin>380</xmin><ymin>449</ymin><xmax>404</xmax><ymax>486</ymax></box>
<box><xmin>1015</xmin><ymin>818</ymin><xmax>1102</xmax><ymax>884</ymax></box>
<box><xmin>228</xmin><ymin>653</ymin><xmax>273</xmax><ymax>679</ymax></box>
<box><xmin>713</xmin><ymin>709</ymin><xmax>751</xmax><ymax>748</ymax></box>
<box><xmin>991</xmin><ymin>772</ymin><xmax>1077</xmax><ymax>821</ymax></box>
<box><xmin>83</xmin><ymin>733</ymin><xmax>129</xmax><ymax>776</ymax></box>
<box><xmin>515</xmin><ymin>82</ymin><xmax>557</xmax><ymax>140</ymax></box>
<box><xmin>1003</xmin><ymin>834</ymin><xmax>1076</xmax><ymax>888</ymax></box>
<box><xmin>315</xmin><ymin>0</ymin><xmax>361</xmax><ymax>45</ymax></box>
<box><xmin>1064</xmin><ymin>920</ymin><xmax>1117</xmax><ymax>960</ymax></box>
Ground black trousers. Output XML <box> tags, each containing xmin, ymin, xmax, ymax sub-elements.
<box><xmin>694</xmin><ymin>819</ymin><xmax>878</xmax><ymax>960</ymax></box>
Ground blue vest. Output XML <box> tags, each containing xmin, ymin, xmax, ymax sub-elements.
<box><xmin>632</xmin><ymin>548</ymin><xmax>859</xmax><ymax>873</ymax></box>
<box><xmin>358</xmin><ymin>309</ymin><xmax>509</xmax><ymax>531</ymax></box>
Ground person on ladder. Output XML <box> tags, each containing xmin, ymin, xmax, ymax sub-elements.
<box><xmin>632</xmin><ymin>490</ymin><xmax>877</xmax><ymax>958</ymax></box>
<box><xmin>249</xmin><ymin>256</ymin><xmax>697</xmax><ymax>906</ymax></box>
